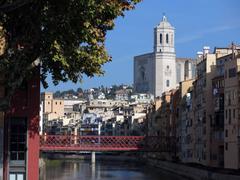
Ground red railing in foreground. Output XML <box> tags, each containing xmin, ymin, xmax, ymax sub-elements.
<box><xmin>40</xmin><ymin>135</ymin><xmax>176</xmax><ymax>152</ymax></box>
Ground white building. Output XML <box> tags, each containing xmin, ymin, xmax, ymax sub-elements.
<box><xmin>130</xmin><ymin>93</ymin><xmax>154</xmax><ymax>104</ymax></box>
<box><xmin>64</xmin><ymin>99</ymin><xmax>85</xmax><ymax>114</ymax></box>
<box><xmin>134</xmin><ymin>16</ymin><xmax>194</xmax><ymax>97</ymax></box>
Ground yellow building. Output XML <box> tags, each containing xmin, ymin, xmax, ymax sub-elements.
<box><xmin>41</xmin><ymin>92</ymin><xmax>64</xmax><ymax>120</ymax></box>
<box><xmin>193</xmin><ymin>50</ymin><xmax>217</xmax><ymax>166</ymax></box>
<box><xmin>224</xmin><ymin>52</ymin><xmax>240</xmax><ymax>169</ymax></box>
<box><xmin>193</xmin><ymin>45</ymin><xmax>240</xmax><ymax>168</ymax></box>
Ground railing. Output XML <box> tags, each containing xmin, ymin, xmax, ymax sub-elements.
<box><xmin>40</xmin><ymin>135</ymin><xmax>176</xmax><ymax>152</ymax></box>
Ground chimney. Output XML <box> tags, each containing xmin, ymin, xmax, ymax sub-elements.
<box><xmin>197</xmin><ymin>51</ymin><xmax>203</xmax><ymax>59</ymax></box>
<box><xmin>203</xmin><ymin>46</ymin><xmax>210</xmax><ymax>55</ymax></box>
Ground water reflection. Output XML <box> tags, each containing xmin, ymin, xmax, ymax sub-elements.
<box><xmin>40</xmin><ymin>159</ymin><xmax>188</xmax><ymax>180</ymax></box>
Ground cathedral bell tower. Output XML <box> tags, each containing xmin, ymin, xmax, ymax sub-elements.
<box><xmin>133</xmin><ymin>15</ymin><xmax>177</xmax><ymax>98</ymax></box>
<box><xmin>153</xmin><ymin>15</ymin><xmax>177</xmax><ymax>97</ymax></box>
<box><xmin>154</xmin><ymin>15</ymin><xmax>175</xmax><ymax>54</ymax></box>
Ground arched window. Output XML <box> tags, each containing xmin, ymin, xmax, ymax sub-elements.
<box><xmin>139</xmin><ymin>66</ymin><xmax>146</xmax><ymax>81</ymax></box>
<box><xmin>160</xmin><ymin>34</ymin><xmax>162</xmax><ymax>44</ymax></box>
<box><xmin>166</xmin><ymin>34</ymin><xmax>169</xmax><ymax>44</ymax></box>
<box><xmin>141</xmin><ymin>71</ymin><xmax>145</xmax><ymax>81</ymax></box>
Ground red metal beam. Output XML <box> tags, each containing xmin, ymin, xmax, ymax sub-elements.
<box><xmin>40</xmin><ymin>135</ymin><xmax>144</xmax><ymax>151</ymax></box>
<box><xmin>39</xmin><ymin>135</ymin><xmax>176</xmax><ymax>152</ymax></box>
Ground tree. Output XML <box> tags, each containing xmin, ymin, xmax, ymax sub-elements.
<box><xmin>0</xmin><ymin>0</ymin><xmax>141</xmax><ymax>109</ymax></box>
<box><xmin>53</xmin><ymin>90</ymin><xmax>61</xmax><ymax>98</ymax></box>
<box><xmin>77</xmin><ymin>87</ymin><xmax>83</xmax><ymax>93</ymax></box>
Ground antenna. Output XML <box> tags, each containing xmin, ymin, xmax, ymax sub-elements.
<box><xmin>162</xmin><ymin>13</ymin><xmax>167</xmax><ymax>21</ymax></box>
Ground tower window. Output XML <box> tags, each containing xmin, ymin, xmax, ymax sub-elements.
<box><xmin>166</xmin><ymin>34</ymin><xmax>169</xmax><ymax>44</ymax></box>
<box><xmin>160</xmin><ymin>34</ymin><xmax>162</xmax><ymax>44</ymax></box>
<box><xmin>140</xmin><ymin>66</ymin><xmax>146</xmax><ymax>81</ymax></box>
<box><xmin>166</xmin><ymin>80</ymin><xmax>170</xmax><ymax>87</ymax></box>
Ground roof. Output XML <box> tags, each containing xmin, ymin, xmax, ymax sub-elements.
<box><xmin>176</xmin><ymin>58</ymin><xmax>195</xmax><ymax>62</ymax></box>
<box><xmin>115</xmin><ymin>89</ymin><xmax>128</xmax><ymax>95</ymax></box>
<box><xmin>156</xmin><ymin>16</ymin><xmax>174</xmax><ymax>29</ymax></box>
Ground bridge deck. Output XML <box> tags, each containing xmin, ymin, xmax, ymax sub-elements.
<box><xmin>40</xmin><ymin>135</ymin><xmax>175</xmax><ymax>152</ymax></box>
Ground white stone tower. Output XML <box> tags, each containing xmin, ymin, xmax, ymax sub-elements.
<box><xmin>153</xmin><ymin>16</ymin><xmax>176</xmax><ymax>97</ymax></box>
<box><xmin>154</xmin><ymin>15</ymin><xmax>175</xmax><ymax>53</ymax></box>
<box><xmin>134</xmin><ymin>15</ymin><xmax>179</xmax><ymax>97</ymax></box>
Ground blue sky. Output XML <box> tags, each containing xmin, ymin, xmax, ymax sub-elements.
<box><xmin>44</xmin><ymin>0</ymin><xmax>240</xmax><ymax>92</ymax></box>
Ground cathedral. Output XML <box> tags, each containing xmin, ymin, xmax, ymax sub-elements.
<box><xmin>134</xmin><ymin>16</ymin><xmax>195</xmax><ymax>97</ymax></box>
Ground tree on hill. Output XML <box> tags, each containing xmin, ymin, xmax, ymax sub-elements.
<box><xmin>0</xmin><ymin>0</ymin><xmax>141</xmax><ymax>109</ymax></box>
<box><xmin>77</xmin><ymin>87</ymin><xmax>83</xmax><ymax>93</ymax></box>
<box><xmin>53</xmin><ymin>90</ymin><xmax>61</xmax><ymax>98</ymax></box>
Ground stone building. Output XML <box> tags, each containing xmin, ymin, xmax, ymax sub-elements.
<box><xmin>41</xmin><ymin>92</ymin><xmax>64</xmax><ymax>120</ymax></box>
<box><xmin>177</xmin><ymin>79</ymin><xmax>195</xmax><ymax>163</ymax></box>
<box><xmin>193</xmin><ymin>45</ymin><xmax>240</xmax><ymax>168</ymax></box>
<box><xmin>210</xmin><ymin>53</ymin><xmax>226</xmax><ymax>167</ymax></box>
<box><xmin>145</xmin><ymin>43</ymin><xmax>240</xmax><ymax>169</ymax></box>
<box><xmin>224</xmin><ymin>50</ymin><xmax>240</xmax><ymax>169</ymax></box>
<box><xmin>193</xmin><ymin>48</ymin><xmax>217</xmax><ymax>166</ymax></box>
<box><xmin>134</xmin><ymin>16</ymin><xmax>195</xmax><ymax>97</ymax></box>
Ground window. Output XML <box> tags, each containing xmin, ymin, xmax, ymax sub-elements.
<box><xmin>228</xmin><ymin>93</ymin><xmax>231</xmax><ymax>105</ymax></box>
<box><xmin>10</xmin><ymin>173</ymin><xmax>25</xmax><ymax>180</ymax></box>
<box><xmin>48</xmin><ymin>102</ymin><xmax>50</xmax><ymax>105</ymax></box>
<box><xmin>225</xmin><ymin>70</ymin><xmax>228</xmax><ymax>78</ymax></box>
<box><xmin>233</xmin><ymin>109</ymin><xmax>235</xmax><ymax>119</ymax></box>
<box><xmin>140</xmin><ymin>66</ymin><xmax>146</xmax><ymax>81</ymax></box>
<box><xmin>166</xmin><ymin>80</ymin><xmax>170</xmax><ymax>87</ymax></box>
<box><xmin>9</xmin><ymin>118</ymin><xmax>27</xmax><ymax>161</ymax></box>
<box><xmin>166</xmin><ymin>34</ymin><xmax>169</xmax><ymax>44</ymax></box>
<box><xmin>225</xmin><ymin>109</ymin><xmax>228</xmax><ymax>119</ymax></box>
<box><xmin>160</xmin><ymin>33</ymin><xmax>162</xmax><ymax>44</ymax></box>
<box><xmin>225</xmin><ymin>143</ymin><xmax>228</xmax><ymax>151</ymax></box>
<box><xmin>55</xmin><ymin>102</ymin><xmax>57</xmax><ymax>105</ymax></box>
<box><xmin>225</xmin><ymin>130</ymin><xmax>228</xmax><ymax>137</ymax></box>
<box><xmin>229</xmin><ymin>109</ymin><xmax>231</xmax><ymax>124</ymax></box>
<box><xmin>229</xmin><ymin>68</ymin><xmax>236</xmax><ymax>78</ymax></box>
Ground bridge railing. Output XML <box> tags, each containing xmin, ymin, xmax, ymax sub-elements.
<box><xmin>40</xmin><ymin>135</ymin><xmax>176</xmax><ymax>152</ymax></box>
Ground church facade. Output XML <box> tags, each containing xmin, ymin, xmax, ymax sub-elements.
<box><xmin>134</xmin><ymin>16</ymin><xmax>195</xmax><ymax>97</ymax></box>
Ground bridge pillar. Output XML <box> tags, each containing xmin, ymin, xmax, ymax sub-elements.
<box><xmin>91</xmin><ymin>152</ymin><xmax>96</xmax><ymax>164</ymax></box>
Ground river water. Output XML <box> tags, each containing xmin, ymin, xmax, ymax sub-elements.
<box><xmin>40</xmin><ymin>157</ymin><xmax>189</xmax><ymax>180</ymax></box>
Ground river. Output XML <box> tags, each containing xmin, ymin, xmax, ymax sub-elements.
<box><xmin>40</xmin><ymin>157</ymin><xmax>189</xmax><ymax>180</ymax></box>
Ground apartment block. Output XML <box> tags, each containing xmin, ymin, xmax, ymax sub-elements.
<box><xmin>177</xmin><ymin>79</ymin><xmax>194</xmax><ymax>163</ymax></box>
<box><xmin>193</xmin><ymin>49</ymin><xmax>216</xmax><ymax>166</ymax></box>
<box><xmin>224</xmin><ymin>52</ymin><xmax>240</xmax><ymax>169</ymax></box>
<box><xmin>210</xmin><ymin>52</ymin><xmax>226</xmax><ymax>167</ymax></box>
<box><xmin>146</xmin><ymin>44</ymin><xmax>240</xmax><ymax>170</ymax></box>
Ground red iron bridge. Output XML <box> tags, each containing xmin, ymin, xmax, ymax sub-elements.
<box><xmin>40</xmin><ymin>135</ymin><xmax>176</xmax><ymax>152</ymax></box>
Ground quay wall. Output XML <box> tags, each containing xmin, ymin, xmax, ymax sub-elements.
<box><xmin>145</xmin><ymin>154</ymin><xmax>240</xmax><ymax>180</ymax></box>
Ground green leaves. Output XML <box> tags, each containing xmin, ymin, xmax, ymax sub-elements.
<box><xmin>0</xmin><ymin>0</ymin><xmax>141</xmax><ymax>108</ymax></box>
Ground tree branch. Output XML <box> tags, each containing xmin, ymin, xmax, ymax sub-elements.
<box><xmin>0</xmin><ymin>0</ymin><xmax>32</xmax><ymax>13</ymax></box>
